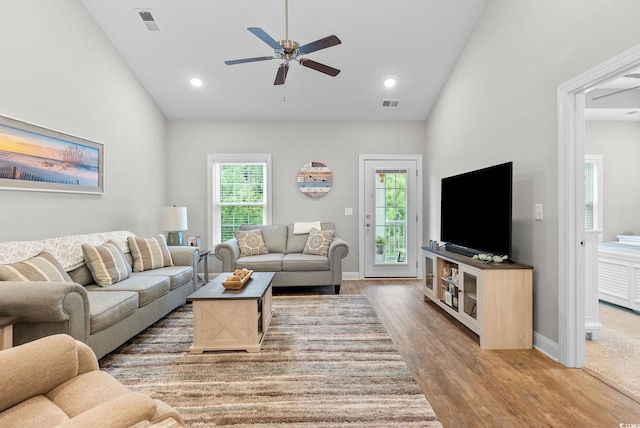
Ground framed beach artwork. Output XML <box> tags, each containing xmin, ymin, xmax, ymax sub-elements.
<box><xmin>0</xmin><ymin>115</ymin><xmax>104</xmax><ymax>194</ymax></box>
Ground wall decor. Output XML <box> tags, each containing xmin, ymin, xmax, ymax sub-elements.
<box><xmin>0</xmin><ymin>115</ymin><xmax>104</xmax><ymax>194</ymax></box>
<box><xmin>296</xmin><ymin>161</ymin><xmax>332</xmax><ymax>198</ymax></box>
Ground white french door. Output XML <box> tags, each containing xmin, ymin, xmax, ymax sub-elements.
<box><xmin>361</xmin><ymin>157</ymin><xmax>420</xmax><ymax>278</ymax></box>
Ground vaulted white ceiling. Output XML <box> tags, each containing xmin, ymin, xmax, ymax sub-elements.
<box><xmin>80</xmin><ymin>0</ymin><xmax>487</xmax><ymax>121</ymax></box>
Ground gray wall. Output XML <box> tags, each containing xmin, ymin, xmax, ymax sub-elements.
<box><xmin>166</xmin><ymin>120</ymin><xmax>426</xmax><ymax>274</ymax></box>
<box><xmin>585</xmin><ymin>121</ymin><xmax>640</xmax><ymax>241</ymax></box>
<box><xmin>0</xmin><ymin>1</ymin><xmax>167</xmax><ymax>241</ymax></box>
<box><xmin>424</xmin><ymin>0</ymin><xmax>640</xmax><ymax>346</ymax></box>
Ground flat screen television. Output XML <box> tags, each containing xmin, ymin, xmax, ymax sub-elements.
<box><xmin>440</xmin><ymin>162</ymin><xmax>512</xmax><ymax>258</ymax></box>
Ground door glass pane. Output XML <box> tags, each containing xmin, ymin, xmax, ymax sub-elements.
<box><xmin>374</xmin><ymin>169</ymin><xmax>407</xmax><ymax>264</ymax></box>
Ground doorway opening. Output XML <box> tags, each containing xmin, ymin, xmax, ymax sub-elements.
<box><xmin>558</xmin><ymin>44</ymin><xmax>640</xmax><ymax>368</ymax></box>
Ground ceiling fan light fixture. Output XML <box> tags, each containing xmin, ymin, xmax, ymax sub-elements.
<box><xmin>384</xmin><ymin>78</ymin><xmax>397</xmax><ymax>88</ymax></box>
<box><xmin>190</xmin><ymin>77</ymin><xmax>204</xmax><ymax>88</ymax></box>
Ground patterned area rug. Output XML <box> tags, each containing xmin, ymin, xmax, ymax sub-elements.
<box><xmin>100</xmin><ymin>295</ymin><xmax>441</xmax><ymax>427</ymax></box>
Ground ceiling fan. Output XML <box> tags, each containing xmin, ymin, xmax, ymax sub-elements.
<box><xmin>224</xmin><ymin>0</ymin><xmax>341</xmax><ymax>85</ymax></box>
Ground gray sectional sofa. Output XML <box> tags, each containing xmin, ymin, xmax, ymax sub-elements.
<box><xmin>0</xmin><ymin>231</ymin><xmax>198</xmax><ymax>359</ymax></box>
<box><xmin>214</xmin><ymin>222</ymin><xmax>349</xmax><ymax>294</ymax></box>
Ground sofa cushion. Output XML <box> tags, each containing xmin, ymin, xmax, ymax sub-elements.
<box><xmin>234</xmin><ymin>229</ymin><xmax>269</xmax><ymax>256</ymax></box>
<box><xmin>128</xmin><ymin>235</ymin><xmax>173</xmax><ymax>272</ymax></box>
<box><xmin>134</xmin><ymin>265</ymin><xmax>193</xmax><ymax>290</ymax></box>
<box><xmin>0</xmin><ymin>250</ymin><xmax>72</xmax><ymax>282</ymax></box>
<box><xmin>86</xmin><ymin>290</ymin><xmax>138</xmax><ymax>334</ymax></box>
<box><xmin>57</xmin><ymin>392</ymin><xmax>158</xmax><ymax>428</ymax></box>
<box><xmin>82</xmin><ymin>241</ymin><xmax>132</xmax><ymax>287</ymax></box>
<box><xmin>0</xmin><ymin>334</ymin><xmax>79</xmax><ymax>413</ymax></box>
<box><xmin>47</xmin><ymin>370</ymin><xmax>132</xmax><ymax>418</ymax></box>
<box><xmin>282</xmin><ymin>253</ymin><xmax>330</xmax><ymax>271</ymax></box>
<box><xmin>303</xmin><ymin>228</ymin><xmax>335</xmax><ymax>256</ymax></box>
<box><xmin>293</xmin><ymin>221</ymin><xmax>321</xmax><ymax>234</ymax></box>
<box><xmin>236</xmin><ymin>253</ymin><xmax>284</xmax><ymax>271</ymax></box>
<box><xmin>239</xmin><ymin>224</ymin><xmax>288</xmax><ymax>254</ymax></box>
<box><xmin>87</xmin><ymin>275</ymin><xmax>170</xmax><ymax>307</ymax></box>
<box><xmin>0</xmin><ymin>395</ymin><xmax>70</xmax><ymax>428</ymax></box>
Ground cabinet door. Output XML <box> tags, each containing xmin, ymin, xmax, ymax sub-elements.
<box><xmin>459</xmin><ymin>265</ymin><xmax>480</xmax><ymax>333</ymax></box>
<box><xmin>423</xmin><ymin>250</ymin><xmax>436</xmax><ymax>300</ymax></box>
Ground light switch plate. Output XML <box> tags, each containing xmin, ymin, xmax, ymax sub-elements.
<box><xmin>345</xmin><ymin>208</ymin><xmax>353</xmax><ymax>216</ymax></box>
<box><xmin>535</xmin><ymin>204</ymin><xmax>543</xmax><ymax>221</ymax></box>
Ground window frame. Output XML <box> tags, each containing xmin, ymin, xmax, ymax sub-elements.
<box><xmin>207</xmin><ymin>154</ymin><xmax>272</xmax><ymax>247</ymax></box>
<box><xmin>584</xmin><ymin>154</ymin><xmax>603</xmax><ymax>233</ymax></box>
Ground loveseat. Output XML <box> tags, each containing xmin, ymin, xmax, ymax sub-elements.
<box><xmin>214</xmin><ymin>222</ymin><xmax>349</xmax><ymax>294</ymax></box>
<box><xmin>0</xmin><ymin>333</ymin><xmax>184</xmax><ymax>427</ymax></box>
<box><xmin>0</xmin><ymin>231</ymin><xmax>198</xmax><ymax>359</ymax></box>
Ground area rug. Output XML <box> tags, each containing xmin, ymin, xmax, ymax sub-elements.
<box><xmin>585</xmin><ymin>301</ymin><xmax>640</xmax><ymax>400</ymax></box>
<box><xmin>100</xmin><ymin>295</ymin><xmax>441</xmax><ymax>427</ymax></box>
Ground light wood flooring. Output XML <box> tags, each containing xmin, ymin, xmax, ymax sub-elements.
<box><xmin>298</xmin><ymin>280</ymin><xmax>640</xmax><ymax>427</ymax></box>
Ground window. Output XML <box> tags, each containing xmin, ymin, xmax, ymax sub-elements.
<box><xmin>208</xmin><ymin>154</ymin><xmax>272</xmax><ymax>244</ymax></box>
<box><xmin>584</xmin><ymin>154</ymin><xmax>603</xmax><ymax>231</ymax></box>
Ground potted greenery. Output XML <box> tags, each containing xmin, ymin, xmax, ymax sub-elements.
<box><xmin>375</xmin><ymin>236</ymin><xmax>385</xmax><ymax>255</ymax></box>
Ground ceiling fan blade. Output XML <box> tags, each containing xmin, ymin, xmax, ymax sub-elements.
<box><xmin>592</xmin><ymin>85</ymin><xmax>640</xmax><ymax>100</ymax></box>
<box><xmin>299</xmin><ymin>59</ymin><xmax>340</xmax><ymax>77</ymax></box>
<box><xmin>274</xmin><ymin>62</ymin><xmax>289</xmax><ymax>85</ymax></box>
<box><xmin>248</xmin><ymin>27</ymin><xmax>282</xmax><ymax>51</ymax></box>
<box><xmin>298</xmin><ymin>35</ymin><xmax>341</xmax><ymax>54</ymax></box>
<box><xmin>624</xmin><ymin>73</ymin><xmax>640</xmax><ymax>78</ymax></box>
<box><xmin>224</xmin><ymin>56</ymin><xmax>274</xmax><ymax>65</ymax></box>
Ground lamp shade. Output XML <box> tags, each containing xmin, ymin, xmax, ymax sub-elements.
<box><xmin>162</xmin><ymin>206</ymin><xmax>188</xmax><ymax>231</ymax></box>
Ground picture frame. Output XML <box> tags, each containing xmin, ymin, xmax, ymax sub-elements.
<box><xmin>188</xmin><ymin>235</ymin><xmax>202</xmax><ymax>249</ymax></box>
<box><xmin>0</xmin><ymin>115</ymin><xmax>104</xmax><ymax>194</ymax></box>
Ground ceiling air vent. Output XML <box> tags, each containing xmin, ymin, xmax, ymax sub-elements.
<box><xmin>382</xmin><ymin>99</ymin><xmax>400</xmax><ymax>108</ymax></box>
<box><xmin>137</xmin><ymin>9</ymin><xmax>159</xmax><ymax>31</ymax></box>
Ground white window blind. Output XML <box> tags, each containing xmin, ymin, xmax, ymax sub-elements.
<box><xmin>209</xmin><ymin>155</ymin><xmax>272</xmax><ymax>245</ymax></box>
<box><xmin>584</xmin><ymin>155</ymin><xmax>603</xmax><ymax>231</ymax></box>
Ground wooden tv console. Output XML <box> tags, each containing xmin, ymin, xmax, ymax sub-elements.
<box><xmin>422</xmin><ymin>247</ymin><xmax>533</xmax><ymax>350</ymax></box>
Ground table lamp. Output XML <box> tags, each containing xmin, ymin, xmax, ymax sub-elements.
<box><xmin>162</xmin><ymin>206</ymin><xmax>188</xmax><ymax>246</ymax></box>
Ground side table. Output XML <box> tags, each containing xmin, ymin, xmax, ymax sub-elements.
<box><xmin>0</xmin><ymin>316</ymin><xmax>21</xmax><ymax>350</ymax></box>
<box><xmin>197</xmin><ymin>250</ymin><xmax>211</xmax><ymax>286</ymax></box>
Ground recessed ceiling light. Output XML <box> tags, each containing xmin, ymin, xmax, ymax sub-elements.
<box><xmin>190</xmin><ymin>77</ymin><xmax>203</xmax><ymax>88</ymax></box>
<box><xmin>384</xmin><ymin>78</ymin><xmax>396</xmax><ymax>88</ymax></box>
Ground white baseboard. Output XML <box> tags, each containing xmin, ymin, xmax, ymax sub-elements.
<box><xmin>342</xmin><ymin>272</ymin><xmax>360</xmax><ymax>280</ymax></box>
<box><xmin>533</xmin><ymin>331</ymin><xmax>559</xmax><ymax>362</ymax></box>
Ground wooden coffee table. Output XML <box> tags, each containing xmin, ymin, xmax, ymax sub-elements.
<box><xmin>186</xmin><ymin>271</ymin><xmax>275</xmax><ymax>353</ymax></box>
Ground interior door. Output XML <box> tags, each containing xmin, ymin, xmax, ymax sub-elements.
<box><xmin>363</xmin><ymin>159</ymin><xmax>418</xmax><ymax>277</ymax></box>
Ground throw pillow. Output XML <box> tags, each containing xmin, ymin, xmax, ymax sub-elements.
<box><xmin>303</xmin><ymin>228</ymin><xmax>335</xmax><ymax>256</ymax></box>
<box><xmin>81</xmin><ymin>240</ymin><xmax>132</xmax><ymax>287</ymax></box>
<box><xmin>0</xmin><ymin>250</ymin><xmax>72</xmax><ymax>282</ymax></box>
<box><xmin>293</xmin><ymin>221</ymin><xmax>322</xmax><ymax>235</ymax></box>
<box><xmin>234</xmin><ymin>229</ymin><xmax>269</xmax><ymax>257</ymax></box>
<box><xmin>127</xmin><ymin>234</ymin><xmax>174</xmax><ymax>272</ymax></box>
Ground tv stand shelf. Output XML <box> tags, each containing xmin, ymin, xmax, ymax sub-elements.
<box><xmin>422</xmin><ymin>246</ymin><xmax>533</xmax><ymax>350</ymax></box>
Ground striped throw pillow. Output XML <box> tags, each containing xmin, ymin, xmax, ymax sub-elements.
<box><xmin>0</xmin><ymin>250</ymin><xmax>72</xmax><ymax>282</ymax></box>
<box><xmin>127</xmin><ymin>235</ymin><xmax>173</xmax><ymax>272</ymax></box>
<box><xmin>82</xmin><ymin>240</ymin><xmax>132</xmax><ymax>287</ymax></box>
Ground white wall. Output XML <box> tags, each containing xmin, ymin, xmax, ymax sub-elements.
<box><xmin>586</xmin><ymin>121</ymin><xmax>640</xmax><ymax>241</ymax></box>
<box><xmin>0</xmin><ymin>0</ymin><xmax>167</xmax><ymax>241</ymax></box>
<box><xmin>424</xmin><ymin>0</ymin><xmax>640</xmax><ymax>347</ymax></box>
<box><xmin>166</xmin><ymin>120</ymin><xmax>426</xmax><ymax>273</ymax></box>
